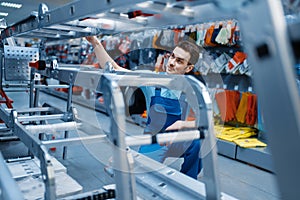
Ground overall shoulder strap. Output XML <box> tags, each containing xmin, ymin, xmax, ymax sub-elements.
<box><xmin>155</xmin><ymin>87</ymin><xmax>161</xmax><ymax>96</ymax></box>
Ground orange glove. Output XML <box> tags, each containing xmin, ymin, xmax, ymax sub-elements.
<box><xmin>204</xmin><ymin>25</ymin><xmax>217</xmax><ymax>47</ymax></box>
<box><xmin>227</xmin><ymin>51</ymin><xmax>247</xmax><ymax>71</ymax></box>
<box><xmin>236</xmin><ymin>92</ymin><xmax>249</xmax><ymax>123</ymax></box>
<box><xmin>245</xmin><ymin>94</ymin><xmax>257</xmax><ymax>125</ymax></box>
<box><xmin>215</xmin><ymin>91</ymin><xmax>227</xmax><ymax>122</ymax></box>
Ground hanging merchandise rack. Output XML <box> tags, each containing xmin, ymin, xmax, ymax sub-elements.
<box><xmin>0</xmin><ymin>0</ymin><xmax>236</xmax><ymax>42</ymax></box>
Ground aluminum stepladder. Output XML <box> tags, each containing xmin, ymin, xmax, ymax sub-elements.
<box><xmin>96</xmin><ymin>71</ymin><xmax>222</xmax><ymax>200</ymax></box>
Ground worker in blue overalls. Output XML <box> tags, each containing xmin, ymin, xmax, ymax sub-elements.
<box><xmin>86</xmin><ymin>36</ymin><xmax>203</xmax><ymax>179</ymax></box>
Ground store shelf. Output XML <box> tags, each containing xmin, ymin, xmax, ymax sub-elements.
<box><xmin>236</xmin><ymin>144</ymin><xmax>274</xmax><ymax>172</ymax></box>
<box><xmin>217</xmin><ymin>139</ymin><xmax>237</xmax><ymax>159</ymax></box>
<box><xmin>217</xmin><ymin>138</ymin><xmax>275</xmax><ymax>172</ymax></box>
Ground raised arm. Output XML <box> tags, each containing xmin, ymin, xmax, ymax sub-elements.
<box><xmin>85</xmin><ymin>36</ymin><xmax>129</xmax><ymax>71</ymax></box>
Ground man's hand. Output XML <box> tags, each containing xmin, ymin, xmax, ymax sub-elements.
<box><xmin>159</xmin><ymin>120</ymin><xmax>183</xmax><ymax>146</ymax></box>
<box><xmin>155</xmin><ymin>54</ymin><xmax>165</xmax><ymax>72</ymax></box>
<box><xmin>165</xmin><ymin>120</ymin><xmax>184</xmax><ymax>131</ymax></box>
<box><xmin>159</xmin><ymin>120</ymin><xmax>196</xmax><ymax>146</ymax></box>
<box><xmin>85</xmin><ymin>36</ymin><xmax>100</xmax><ymax>47</ymax></box>
<box><xmin>155</xmin><ymin>53</ymin><xmax>170</xmax><ymax>72</ymax></box>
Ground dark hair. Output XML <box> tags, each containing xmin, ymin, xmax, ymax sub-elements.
<box><xmin>177</xmin><ymin>38</ymin><xmax>203</xmax><ymax>65</ymax></box>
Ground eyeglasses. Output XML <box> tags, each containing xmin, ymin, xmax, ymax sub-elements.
<box><xmin>169</xmin><ymin>53</ymin><xmax>191</xmax><ymax>65</ymax></box>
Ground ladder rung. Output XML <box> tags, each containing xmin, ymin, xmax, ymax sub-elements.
<box><xmin>17</xmin><ymin>114</ymin><xmax>65</xmax><ymax>122</ymax></box>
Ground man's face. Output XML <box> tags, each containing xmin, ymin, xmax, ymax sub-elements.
<box><xmin>166</xmin><ymin>47</ymin><xmax>193</xmax><ymax>75</ymax></box>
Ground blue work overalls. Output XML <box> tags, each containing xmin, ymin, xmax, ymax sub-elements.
<box><xmin>139</xmin><ymin>88</ymin><xmax>202</xmax><ymax>179</ymax></box>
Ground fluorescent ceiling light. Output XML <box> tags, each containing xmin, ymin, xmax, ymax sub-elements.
<box><xmin>0</xmin><ymin>2</ymin><xmax>22</xmax><ymax>9</ymax></box>
<box><xmin>136</xmin><ymin>1</ymin><xmax>152</xmax><ymax>8</ymax></box>
<box><xmin>0</xmin><ymin>12</ymin><xmax>8</xmax><ymax>16</ymax></box>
